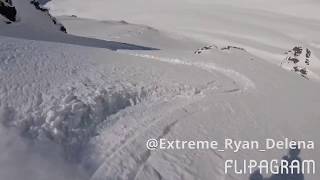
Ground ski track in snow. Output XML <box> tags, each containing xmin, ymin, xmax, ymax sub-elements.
<box><xmin>88</xmin><ymin>52</ymin><xmax>256</xmax><ymax>180</ymax></box>
<box><xmin>89</xmin><ymin>97</ymin><xmax>207</xmax><ymax>180</ymax></box>
<box><xmin>0</xmin><ymin>37</ymin><xmax>245</xmax><ymax>180</ymax></box>
<box><xmin>123</xmin><ymin>53</ymin><xmax>256</xmax><ymax>91</ymax></box>
<box><xmin>88</xmin><ymin>88</ymin><xmax>242</xmax><ymax>180</ymax></box>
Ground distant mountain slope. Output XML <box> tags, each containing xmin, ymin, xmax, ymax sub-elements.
<box><xmin>46</xmin><ymin>0</ymin><xmax>320</xmax><ymax>79</ymax></box>
<box><xmin>0</xmin><ymin>0</ymin><xmax>157</xmax><ymax>51</ymax></box>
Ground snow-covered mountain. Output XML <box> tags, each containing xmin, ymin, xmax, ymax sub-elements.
<box><xmin>1</xmin><ymin>0</ymin><xmax>320</xmax><ymax>180</ymax></box>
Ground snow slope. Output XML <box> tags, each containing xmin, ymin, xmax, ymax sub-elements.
<box><xmin>57</xmin><ymin>16</ymin><xmax>204</xmax><ymax>51</ymax></box>
<box><xmin>1</xmin><ymin>0</ymin><xmax>320</xmax><ymax>180</ymax></box>
<box><xmin>47</xmin><ymin>0</ymin><xmax>320</xmax><ymax>78</ymax></box>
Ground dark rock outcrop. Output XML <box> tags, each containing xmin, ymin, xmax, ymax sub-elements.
<box><xmin>30</xmin><ymin>0</ymin><xmax>48</xmax><ymax>12</ymax></box>
<box><xmin>195</xmin><ymin>44</ymin><xmax>246</xmax><ymax>54</ymax></box>
<box><xmin>0</xmin><ymin>0</ymin><xmax>17</xmax><ymax>22</ymax></box>
<box><xmin>220</xmin><ymin>45</ymin><xmax>246</xmax><ymax>51</ymax></box>
<box><xmin>281</xmin><ymin>46</ymin><xmax>312</xmax><ymax>78</ymax></box>
<box><xmin>29</xmin><ymin>0</ymin><xmax>67</xmax><ymax>33</ymax></box>
<box><xmin>194</xmin><ymin>45</ymin><xmax>218</xmax><ymax>54</ymax></box>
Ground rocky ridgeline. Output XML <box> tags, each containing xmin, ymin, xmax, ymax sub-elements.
<box><xmin>1</xmin><ymin>0</ymin><xmax>67</xmax><ymax>32</ymax></box>
<box><xmin>281</xmin><ymin>46</ymin><xmax>312</xmax><ymax>78</ymax></box>
<box><xmin>194</xmin><ymin>45</ymin><xmax>218</xmax><ymax>54</ymax></box>
<box><xmin>30</xmin><ymin>0</ymin><xmax>67</xmax><ymax>33</ymax></box>
<box><xmin>194</xmin><ymin>44</ymin><xmax>246</xmax><ymax>54</ymax></box>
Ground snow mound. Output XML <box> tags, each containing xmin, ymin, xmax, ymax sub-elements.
<box><xmin>1</xmin><ymin>85</ymin><xmax>149</xmax><ymax>161</ymax></box>
<box><xmin>1</xmin><ymin>81</ymin><xmax>210</xmax><ymax>164</ymax></box>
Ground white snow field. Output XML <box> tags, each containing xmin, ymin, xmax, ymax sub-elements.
<box><xmin>1</xmin><ymin>0</ymin><xmax>320</xmax><ymax>180</ymax></box>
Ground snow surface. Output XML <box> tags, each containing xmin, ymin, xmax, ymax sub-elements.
<box><xmin>1</xmin><ymin>0</ymin><xmax>320</xmax><ymax>180</ymax></box>
<box><xmin>47</xmin><ymin>0</ymin><xmax>320</xmax><ymax>76</ymax></box>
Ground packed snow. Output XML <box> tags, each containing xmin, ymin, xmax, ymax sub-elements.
<box><xmin>1</xmin><ymin>0</ymin><xmax>320</xmax><ymax>180</ymax></box>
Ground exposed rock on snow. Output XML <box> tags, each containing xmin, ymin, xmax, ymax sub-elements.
<box><xmin>0</xmin><ymin>0</ymin><xmax>17</xmax><ymax>22</ymax></box>
<box><xmin>220</xmin><ymin>45</ymin><xmax>246</xmax><ymax>52</ymax></box>
<box><xmin>194</xmin><ymin>45</ymin><xmax>246</xmax><ymax>54</ymax></box>
<box><xmin>0</xmin><ymin>2</ymin><xmax>158</xmax><ymax>51</ymax></box>
<box><xmin>281</xmin><ymin>46</ymin><xmax>313</xmax><ymax>78</ymax></box>
<box><xmin>30</xmin><ymin>0</ymin><xmax>48</xmax><ymax>12</ymax></box>
<box><xmin>194</xmin><ymin>45</ymin><xmax>218</xmax><ymax>54</ymax></box>
<box><xmin>30</xmin><ymin>0</ymin><xmax>67</xmax><ymax>33</ymax></box>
